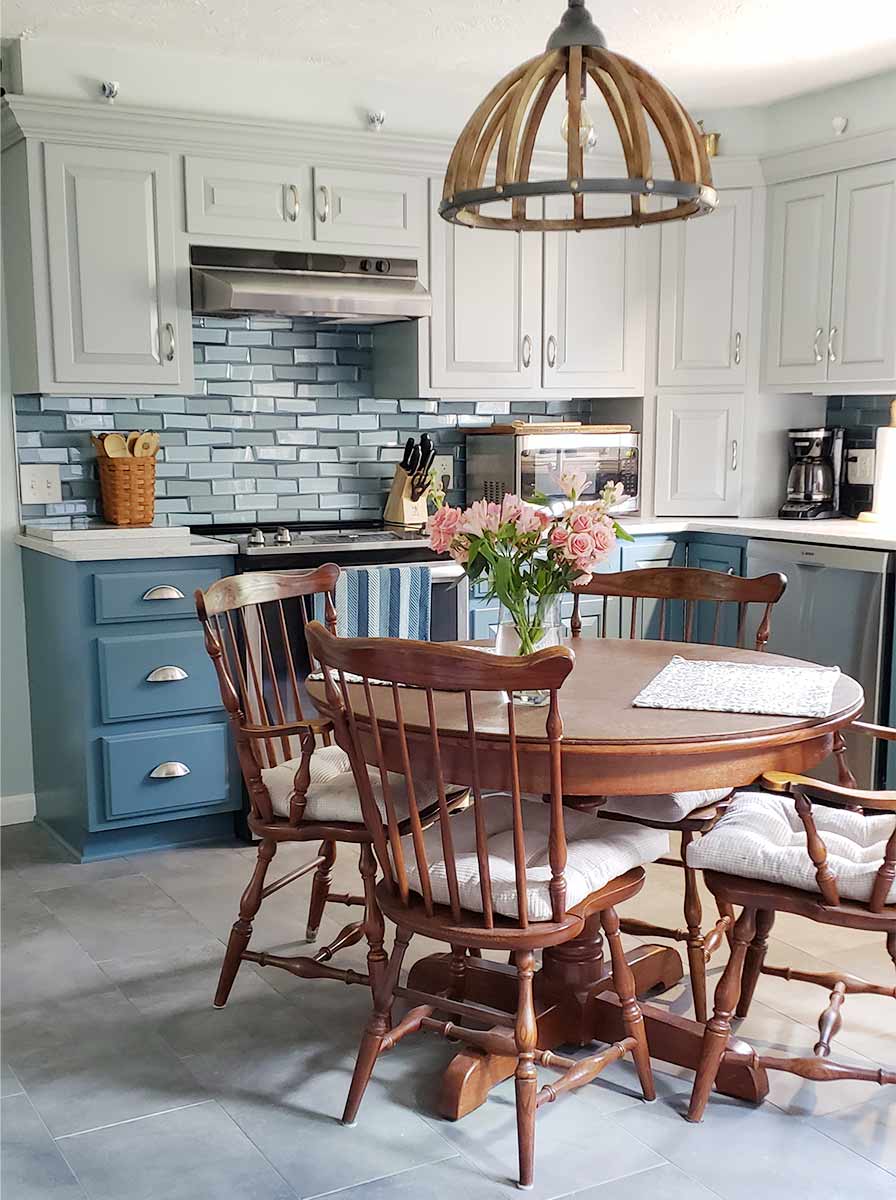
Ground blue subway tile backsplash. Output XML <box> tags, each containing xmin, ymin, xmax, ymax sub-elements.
<box><xmin>15</xmin><ymin>316</ymin><xmax>588</xmax><ymax>526</ymax></box>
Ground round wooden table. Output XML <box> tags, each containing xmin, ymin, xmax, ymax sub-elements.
<box><xmin>309</xmin><ymin>638</ymin><xmax>864</xmax><ymax>1118</ymax></box>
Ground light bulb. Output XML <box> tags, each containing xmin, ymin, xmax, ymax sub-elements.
<box><xmin>561</xmin><ymin>101</ymin><xmax>596</xmax><ymax>151</ymax></box>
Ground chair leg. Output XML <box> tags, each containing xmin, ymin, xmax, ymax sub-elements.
<box><xmin>358</xmin><ymin>842</ymin><xmax>387</xmax><ymax>1000</ymax></box>
<box><xmin>736</xmin><ymin>909</ymin><xmax>775</xmax><ymax>1019</ymax></box>
<box><xmin>449</xmin><ymin>946</ymin><xmax>468</xmax><ymax>1001</ymax></box>
<box><xmin>687</xmin><ymin>907</ymin><xmax>757</xmax><ymax>1123</ymax></box>
<box><xmin>342</xmin><ymin>925</ymin><xmax>412</xmax><ymax>1126</ymax></box>
<box><xmin>602</xmin><ymin>906</ymin><xmax>656</xmax><ymax>1102</ymax></box>
<box><xmin>214</xmin><ymin>839</ymin><xmax>276</xmax><ymax>1008</ymax></box>
<box><xmin>681</xmin><ymin>834</ymin><xmax>708</xmax><ymax>1024</ymax></box>
<box><xmin>513</xmin><ymin>949</ymin><xmax>538</xmax><ymax>1191</ymax></box>
<box><xmin>306</xmin><ymin>839</ymin><xmax>336</xmax><ymax>943</ymax></box>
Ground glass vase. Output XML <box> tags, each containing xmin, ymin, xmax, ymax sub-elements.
<box><xmin>494</xmin><ymin>594</ymin><xmax>563</xmax><ymax>706</ymax></box>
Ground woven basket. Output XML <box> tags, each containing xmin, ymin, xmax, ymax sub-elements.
<box><xmin>98</xmin><ymin>456</ymin><xmax>156</xmax><ymax>527</ymax></box>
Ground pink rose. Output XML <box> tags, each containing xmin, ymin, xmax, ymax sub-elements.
<box><xmin>590</xmin><ymin>520</ymin><xmax>616</xmax><ymax>556</ymax></box>
<box><xmin>549</xmin><ymin>526</ymin><xmax>568</xmax><ymax>546</ymax></box>
<box><xmin>566</xmin><ymin>531</ymin><xmax>596</xmax><ymax>562</ymax></box>
<box><xmin>427</xmin><ymin>504</ymin><xmax>463</xmax><ymax>553</ymax></box>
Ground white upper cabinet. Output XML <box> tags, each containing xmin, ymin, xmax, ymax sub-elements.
<box><xmin>44</xmin><ymin>144</ymin><xmax>185</xmax><ymax>387</ymax></box>
<box><xmin>828</xmin><ymin>161</ymin><xmax>896</xmax><ymax>385</ymax></box>
<box><xmin>657</xmin><ymin>188</ymin><xmax>752</xmax><ymax>388</ymax></box>
<box><xmin>763</xmin><ymin>175</ymin><xmax>837</xmax><ymax>388</ymax></box>
<box><xmin>654</xmin><ymin>392</ymin><xmax>744</xmax><ymax>516</ymax></box>
<box><xmin>184</xmin><ymin>156</ymin><xmax>312</xmax><ymax>241</ymax></box>
<box><xmin>312</xmin><ymin>167</ymin><xmax>426</xmax><ymax>248</ymax></box>
<box><xmin>429</xmin><ymin>209</ymin><xmax>541</xmax><ymax>391</ymax></box>
<box><xmin>541</xmin><ymin>194</ymin><xmax>646</xmax><ymax>394</ymax></box>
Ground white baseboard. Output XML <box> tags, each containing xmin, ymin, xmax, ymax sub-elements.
<box><xmin>1</xmin><ymin>792</ymin><xmax>36</xmax><ymax>825</ymax></box>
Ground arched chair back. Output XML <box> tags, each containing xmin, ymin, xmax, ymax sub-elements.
<box><xmin>305</xmin><ymin>621</ymin><xmax>578</xmax><ymax>938</ymax></box>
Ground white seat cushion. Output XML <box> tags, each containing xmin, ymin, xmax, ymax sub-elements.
<box><xmin>262</xmin><ymin>744</ymin><xmax>442</xmax><ymax>824</ymax></box>
<box><xmin>686</xmin><ymin>790</ymin><xmax>896</xmax><ymax>904</ymax></box>
<box><xmin>600</xmin><ymin>789</ymin><xmax>733</xmax><ymax>824</ymax></box>
<box><xmin>405</xmin><ymin>796</ymin><xmax>668</xmax><ymax>923</ymax></box>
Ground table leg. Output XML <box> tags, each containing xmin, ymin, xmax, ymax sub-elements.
<box><xmin>405</xmin><ymin>921</ymin><xmax>768</xmax><ymax>1121</ymax></box>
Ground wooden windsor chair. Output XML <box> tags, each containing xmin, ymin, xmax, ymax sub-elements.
<box><xmin>196</xmin><ymin>567</ymin><xmax>470</xmax><ymax>1009</ymax></box>
<box><xmin>685</xmin><ymin>721</ymin><xmax>896</xmax><ymax>1121</ymax></box>
<box><xmin>569</xmin><ymin>566</ymin><xmax>788</xmax><ymax>1023</ymax></box>
<box><xmin>306</xmin><ymin>623</ymin><xmax>665</xmax><ymax>1191</ymax></box>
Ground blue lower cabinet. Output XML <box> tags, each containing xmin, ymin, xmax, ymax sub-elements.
<box><xmin>888</xmin><ymin>608</ymin><xmax>896</xmax><ymax>790</ymax></box>
<box><xmin>620</xmin><ymin>537</ymin><xmax>686</xmax><ymax>639</ymax></box>
<box><xmin>21</xmin><ymin>549</ymin><xmax>240</xmax><ymax>861</ymax></box>
<box><xmin>471</xmin><ymin>604</ymin><xmax>502</xmax><ymax>641</ymax></box>
<box><xmin>687</xmin><ymin>537</ymin><xmax>746</xmax><ymax>647</ymax></box>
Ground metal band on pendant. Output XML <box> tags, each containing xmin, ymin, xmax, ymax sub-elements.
<box><xmin>440</xmin><ymin>179</ymin><xmax>719</xmax><ymax>226</ymax></box>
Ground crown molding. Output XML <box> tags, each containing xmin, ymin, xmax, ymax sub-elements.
<box><xmin>1</xmin><ymin>93</ymin><xmax>762</xmax><ymax>189</ymax></box>
<box><xmin>761</xmin><ymin>125</ymin><xmax>896</xmax><ymax>184</ymax></box>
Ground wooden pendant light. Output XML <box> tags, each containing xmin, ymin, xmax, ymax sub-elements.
<box><xmin>441</xmin><ymin>0</ymin><xmax>717</xmax><ymax>231</ymax></box>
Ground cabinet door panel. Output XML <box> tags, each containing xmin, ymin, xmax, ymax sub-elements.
<box><xmin>655</xmin><ymin>393</ymin><xmax>744</xmax><ymax>516</ymax></box>
<box><xmin>313</xmin><ymin>168</ymin><xmax>425</xmax><ymax>248</ymax></box>
<box><xmin>185</xmin><ymin>156</ymin><xmax>312</xmax><ymax>241</ymax></box>
<box><xmin>619</xmin><ymin>537</ymin><xmax>686</xmax><ymax>639</ymax></box>
<box><xmin>763</xmin><ymin>176</ymin><xmax>836</xmax><ymax>388</ymax></box>
<box><xmin>658</xmin><ymin>189</ymin><xmax>751</xmax><ymax>387</ymax></box>
<box><xmin>542</xmin><ymin>195</ymin><xmax>645</xmax><ymax>392</ymax></box>
<box><xmin>828</xmin><ymin>161</ymin><xmax>896</xmax><ymax>385</ymax></box>
<box><xmin>44</xmin><ymin>144</ymin><xmax>181</xmax><ymax>386</ymax></box>
<box><xmin>430</xmin><ymin>185</ymin><xmax>541</xmax><ymax>390</ymax></box>
<box><xmin>687</xmin><ymin>540</ymin><xmax>743</xmax><ymax>646</ymax></box>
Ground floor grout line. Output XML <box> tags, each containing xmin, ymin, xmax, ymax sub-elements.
<box><xmin>303</xmin><ymin>1154</ymin><xmax>461</xmax><ymax>1199</ymax></box>
<box><xmin>54</xmin><ymin>1099</ymin><xmax>213</xmax><ymax>1140</ymax></box>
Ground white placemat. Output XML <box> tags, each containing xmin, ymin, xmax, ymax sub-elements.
<box><xmin>632</xmin><ymin>655</ymin><xmax>841</xmax><ymax>718</ymax></box>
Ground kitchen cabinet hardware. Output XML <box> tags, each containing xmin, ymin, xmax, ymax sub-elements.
<box><xmin>317</xmin><ymin>185</ymin><xmax>330</xmax><ymax>223</ymax></box>
<box><xmin>163</xmin><ymin>322</ymin><xmax>176</xmax><ymax>362</ymax></box>
<box><xmin>149</xmin><ymin>761</ymin><xmax>191</xmax><ymax>779</ymax></box>
<box><xmin>813</xmin><ymin>327</ymin><xmax>824</xmax><ymax>363</ymax></box>
<box><xmin>734</xmin><ymin>331</ymin><xmax>742</xmax><ymax>365</ymax></box>
<box><xmin>142</xmin><ymin>584</ymin><xmax>186</xmax><ymax>601</ymax></box>
<box><xmin>287</xmin><ymin>183</ymin><xmax>300</xmax><ymax>221</ymax></box>
<box><xmin>145</xmin><ymin>665</ymin><xmax>189</xmax><ymax>683</ymax></box>
<box><xmin>731</xmin><ymin>439</ymin><xmax>739</xmax><ymax>472</ymax></box>
<box><xmin>828</xmin><ymin>326</ymin><xmax>838</xmax><ymax>363</ymax></box>
<box><xmin>522</xmin><ymin>334</ymin><xmax>532</xmax><ymax>368</ymax></box>
<box><xmin>546</xmin><ymin>334</ymin><xmax>557</xmax><ymax>368</ymax></box>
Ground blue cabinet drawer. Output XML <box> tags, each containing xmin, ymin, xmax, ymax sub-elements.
<box><xmin>97</xmin><ymin>630</ymin><xmax>221</xmax><ymax>722</ymax></box>
<box><xmin>93</xmin><ymin>567</ymin><xmax>222</xmax><ymax>624</ymax></box>
<box><xmin>100</xmin><ymin>723</ymin><xmax>231</xmax><ymax>820</ymax></box>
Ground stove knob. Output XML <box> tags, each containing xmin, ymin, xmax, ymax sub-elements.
<box><xmin>247</xmin><ymin>527</ymin><xmax>265</xmax><ymax>547</ymax></box>
<box><xmin>273</xmin><ymin>526</ymin><xmax>292</xmax><ymax>545</ymax></box>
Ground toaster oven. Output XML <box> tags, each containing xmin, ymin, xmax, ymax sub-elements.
<box><xmin>465</xmin><ymin>426</ymin><xmax>640</xmax><ymax>513</ymax></box>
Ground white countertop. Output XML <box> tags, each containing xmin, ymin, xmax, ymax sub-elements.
<box><xmin>15</xmin><ymin>533</ymin><xmax>239</xmax><ymax>561</ymax></box>
<box><xmin>15</xmin><ymin>517</ymin><xmax>896</xmax><ymax>560</ymax></box>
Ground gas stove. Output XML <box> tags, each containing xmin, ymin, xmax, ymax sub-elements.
<box><xmin>196</xmin><ymin>521</ymin><xmax>432</xmax><ymax>558</ymax></box>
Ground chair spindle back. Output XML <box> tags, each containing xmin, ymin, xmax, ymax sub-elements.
<box><xmin>305</xmin><ymin>622</ymin><xmax>576</xmax><ymax>931</ymax></box>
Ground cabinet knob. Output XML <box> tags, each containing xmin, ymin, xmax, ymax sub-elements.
<box><xmin>828</xmin><ymin>326</ymin><xmax>838</xmax><ymax>363</ymax></box>
<box><xmin>521</xmin><ymin>334</ymin><xmax>532</xmax><ymax>369</ymax></box>
<box><xmin>287</xmin><ymin>183</ymin><xmax>300</xmax><ymax>222</ymax></box>
<box><xmin>145</xmin><ymin>665</ymin><xmax>189</xmax><ymax>683</ymax></box>
<box><xmin>317</xmin><ymin>185</ymin><xmax>330</xmax><ymax>223</ymax></box>
<box><xmin>813</xmin><ymin>327</ymin><xmax>824</xmax><ymax>364</ymax></box>
<box><xmin>546</xmin><ymin>334</ymin><xmax>557</xmax><ymax>369</ymax></box>
<box><xmin>149</xmin><ymin>761</ymin><xmax>191</xmax><ymax>779</ymax></box>
<box><xmin>733</xmin><ymin>330</ymin><xmax>742</xmax><ymax>366</ymax></box>
<box><xmin>142</xmin><ymin>585</ymin><xmax>185</xmax><ymax>601</ymax></box>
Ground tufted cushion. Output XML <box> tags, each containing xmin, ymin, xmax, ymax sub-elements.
<box><xmin>686</xmin><ymin>790</ymin><xmax>896</xmax><ymax>904</ymax></box>
<box><xmin>404</xmin><ymin>796</ymin><xmax>668</xmax><ymax>923</ymax></box>
<box><xmin>600</xmin><ymin>789</ymin><xmax>733</xmax><ymax>824</ymax></box>
<box><xmin>262</xmin><ymin>744</ymin><xmax>440</xmax><ymax>825</ymax></box>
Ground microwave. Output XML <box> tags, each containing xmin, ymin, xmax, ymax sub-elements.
<box><xmin>465</xmin><ymin>427</ymin><xmax>640</xmax><ymax>513</ymax></box>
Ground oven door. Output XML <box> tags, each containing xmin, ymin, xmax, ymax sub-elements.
<box><xmin>517</xmin><ymin>433</ymin><xmax>640</xmax><ymax>513</ymax></box>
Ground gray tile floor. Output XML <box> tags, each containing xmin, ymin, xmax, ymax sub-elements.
<box><xmin>2</xmin><ymin>823</ymin><xmax>894</xmax><ymax>1199</ymax></box>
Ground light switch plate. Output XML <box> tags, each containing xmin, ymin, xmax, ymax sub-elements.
<box><xmin>20</xmin><ymin>464</ymin><xmax>63</xmax><ymax>505</ymax></box>
<box><xmin>847</xmin><ymin>448</ymin><xmax>876</xmax><ymax>485</ymax></box>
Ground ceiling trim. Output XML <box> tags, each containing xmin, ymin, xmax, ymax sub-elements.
<box><xmin>761</xmin><ymin>125</ymin><xmax>896</xmax><ymax>183</ymax></box>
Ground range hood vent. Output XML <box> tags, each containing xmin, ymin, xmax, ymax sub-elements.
<box><xmin>190</xmin><ymin>246</ymin><xmax>431</xmax><ymax>325</ymax></box>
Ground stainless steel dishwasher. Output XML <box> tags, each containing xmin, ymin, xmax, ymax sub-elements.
<box><xmin>745</xmin><ymin>538</ymin><xmax>893</xmax><ymax>788</ymax></box>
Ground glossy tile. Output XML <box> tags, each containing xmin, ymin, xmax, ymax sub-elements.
<box><xmin>0</xmin><ymin>1095</ymin><xmax>87</xmax><ymax>1199</ymax></box>
<box><xmin>810</xmin><ymin>1089</ymin><xmax>896</xmax><ymax>1175</ymax></box>
<box><xmin>561</xmin><ymin>1162</ymin><xmax>723</xmax><ymax>1199</ymax></box>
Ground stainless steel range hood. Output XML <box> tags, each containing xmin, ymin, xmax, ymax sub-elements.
<box><xmin>190</xmin><ymin>246</ymin><xmax>431</xmax><ymax>324</ymax></box>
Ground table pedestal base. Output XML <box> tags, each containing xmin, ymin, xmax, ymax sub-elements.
<box><xmin>406</xmin><ymin>925</ymin><xmax>768</xmax><ymax>1121</ymax></box>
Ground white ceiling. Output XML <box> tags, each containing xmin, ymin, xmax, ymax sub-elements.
<box><xmin>3</xmin><ymin>0</ymin><xmax>896</xmax><ymax>108</ymax></box>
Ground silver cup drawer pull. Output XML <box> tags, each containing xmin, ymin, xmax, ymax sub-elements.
<box><xmin>142</xmin><ymin>585</ymin><xmax>185</xmax><ymax>601</ymax></box>
<box><xmin>145</xmin><ymin>666</ymin><xmax>189</xmax><ymax>683</ymax></box>
<box><xmin>150</xmin><ymin>761</ymin><xmax>191</xmax><ymax>779</ymax></box>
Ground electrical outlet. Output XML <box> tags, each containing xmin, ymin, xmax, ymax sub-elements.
<box><xmin>847</xmin><ymin>448</ymin><xmax>876</xmax><ymax>486</ymax></box>
<box><xmin>433</xmin><ymin>454</ymin><xmax>454</xmax><ymax>491</ymax></box>
<box><xmin>20</xmin><ymin>464</ymin><xmax>63</xmax><ymax>505</ymax></box>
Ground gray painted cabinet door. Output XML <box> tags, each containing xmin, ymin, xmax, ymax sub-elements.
<box><xmin>429</xmin><ymin>190</ymin><xmax>541</xmax><ymax>390</ymax></box>
<box><xmin>654</xmin><ymin>392</ymin><xmax>744</xmax><ymax>516</ymax></box>
<box><xmin>763</xmin><ymin>174</ymin><xmax>836</xmax><ymax>389</ymax></box>
<box><xmin>185</xmin><ymin>155</ymin><xmax>313</xmax><ymax>241</ymax></box>
<box><xmin>657</xmin><ymin>188</ymin><xmax>751</xmax><ymax>387</ymax></box>
<box><xmin>44</xmin><ymin>143</ymin><xmax>182</xmax><ymax>386</ymax></box>
<box><xmin>312</xmin><ymin>167</ymin><xmax>426</xmax><ymax>248</ymax></box>
<box><xmin>828</xmin><ymin>160</ymin><xmax>896</xmax><ymax>386</ymax></box>
<box><xmin>541</xmin><ymin>195</ymin><xmax>646</xmax><ymax>394</ymax></box>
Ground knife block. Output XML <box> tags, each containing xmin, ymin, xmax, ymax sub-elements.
<box><xmin>383</xmin><ymin>466</ymin><xmax>429</xmax><ymax>528</ymax></box>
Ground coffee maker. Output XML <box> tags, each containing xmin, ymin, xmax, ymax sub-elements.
<box><xmin>779</xmin><ymin>427</ymin><xmax>844</xmax><ymax>520</ymax></box>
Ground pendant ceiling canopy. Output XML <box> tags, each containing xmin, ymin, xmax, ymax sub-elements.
<box><xmin>440</xmin><ymin>0</ymin><xmax>718</xmax><ymax>232</ymax></box>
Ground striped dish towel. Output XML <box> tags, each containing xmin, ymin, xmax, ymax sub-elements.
<box><xmin>315</xmin><ymin>565</ymin><xmax>432</xmax><ymax>640</ymax></box>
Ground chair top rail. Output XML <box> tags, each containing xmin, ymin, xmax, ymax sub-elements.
<box><xmin>197</xmin><ymin>564</ymin><xmax>340</xmax><ymax>617</ymax></box>
<box><xmin>572</xmin><ymin>566</ymin><xmax>787</xmax><ymax>606</ymax></box>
